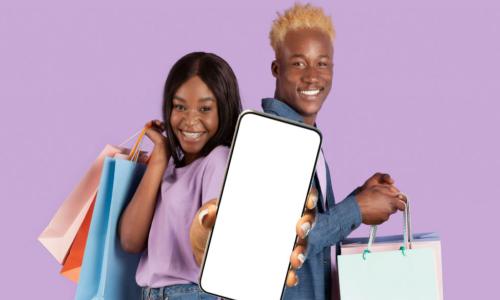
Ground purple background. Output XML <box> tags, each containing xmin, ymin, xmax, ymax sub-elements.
<box><xmin>1</xmin><ymin>0</ymin><xmax>498</xmax><ymax>298</ymax></box>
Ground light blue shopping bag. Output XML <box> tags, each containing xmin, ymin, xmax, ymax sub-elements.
<box><xmin>338</xmin><ymin>200</ymin><xmax>441</xmax><ymax>300</ymax></box>
<box><xmin>75</xmin><ymin>156</ymin><xmax>146</xmax><ymax>300</ymax></box>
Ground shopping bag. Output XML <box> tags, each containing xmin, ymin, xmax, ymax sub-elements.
<box><xmin>60</xmin><ymin>200</ymin><xmax>96</xmax><ymax>282</ymax></box>
<box><xmin>38</xmin><ymin>144</ymin><xmax>124</xmax><ymax>264</ymax></box>
<box><xmin>75</xmin><ymin>128</ymin><xmax>148</xmax><ymax>300</ymax></box>
<box><xmin>338</xmin><ymin>200</ymin><xmax>442</xmax><ymax>300</ymax></box>
<box><xmin>60</xmin><ymin>151</ymin><xmax>149</xmax><ymax>283</ymax></box>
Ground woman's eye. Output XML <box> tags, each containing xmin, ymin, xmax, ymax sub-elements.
<box><xmin>200</xmin><ymin>106</ymin><xmax>212</xmax><ymax>112</ymax></box>
<box><xmin>174</xmin><ymin>104</ymin><xmax>185</xmax><ymax>111</ymax></box>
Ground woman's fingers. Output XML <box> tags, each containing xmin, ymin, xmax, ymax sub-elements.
<box><xmin>198</xmin><ymin>199</ymin><xmax>218</xmax><ymax>229</ymax></box>
<box><xmin>290</xmin><ymin>244</ymin><xmax>306</xmax><ymax>269</ymax></box>
<box><xmin>286</xmin><ymin>269</ymin><xmax>298</xmax><ymax>287</ymax></box>
<box><xmin>190</xmin><ymin>199</ymin><xmax>218</xmax><ymax>266</ymax></box>
<box><xmin>296</xmin><ymin>212</ymin><xmax>315</xmax><ymax>239</ymax></box>
<box><xmin>305</xmin><ymin>187</ymin><xmax>318</xmax><ymax>210</ymax></box>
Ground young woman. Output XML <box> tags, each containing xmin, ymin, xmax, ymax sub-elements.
<box><xmin>119</xmin><ymin>52</ymin><xmax>242</xmax><ymax>300</ymax></box>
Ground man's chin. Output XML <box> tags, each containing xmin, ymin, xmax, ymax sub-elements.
<box><xmin>296</xmin><ymin>101</ymin><xmax>324</xmax><ymax>118</ymax></box>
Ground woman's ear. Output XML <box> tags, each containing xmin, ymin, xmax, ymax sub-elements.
<box><xmin>271</xmin><ymin>60</ymin><xmax>279</xmax><ymax>78</ymax></box>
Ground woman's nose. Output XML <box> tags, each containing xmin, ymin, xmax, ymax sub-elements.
<box><xmin>184</xmin><ymin>110</ymin><xmax>200</xmax><ymax>126</ymax></box>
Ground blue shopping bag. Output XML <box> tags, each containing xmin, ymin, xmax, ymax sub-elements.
<box><xmin>75</xmin><ymin>156</ymin><xmax>146</xmax><ymax>300</ymax></box>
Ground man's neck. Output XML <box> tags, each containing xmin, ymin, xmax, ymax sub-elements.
<box><xmin>272</xmin><ymin>93</ymin><xmax>317</xmax><ymax>126</ymax></box>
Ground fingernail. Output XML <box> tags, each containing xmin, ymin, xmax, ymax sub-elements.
<box><xmin>294</xmin><ymin>276</ymin><xmax>299</xmax><ymax>287</ymax></box>
<box><xmin>297</xmin><ymin>253</ymin><xmax>305</xmax><ymax>265</ymax></box>
<box><xmin>301</xmin><ymin>222</ymin><xmax>311</xmax><ymax>237</ymax></box>
<box><xmin>198</xmin><ymin>209</ymin><xmax>209</xmax><ymax>225</ymax></box>
<box><xmin>310</xmin><ymin>194</ymin><xmax>318</xmax><ymax>208</ymax></box>
<box><xmin>311</xmin><ymin>221</ymin><xmax>316</xmax><ymax>230</ymax></box>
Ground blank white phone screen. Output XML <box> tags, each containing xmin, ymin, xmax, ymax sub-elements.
<box><xmin>200</xmin><ymin>111</ymin><xmax>322</xmax><ymax>300</ymax></box>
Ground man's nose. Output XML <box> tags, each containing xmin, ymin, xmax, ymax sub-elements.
<box><xmin>302</xmin><ymin>66</ymin><xmax>320</xmax><ymax>83</ymax></box>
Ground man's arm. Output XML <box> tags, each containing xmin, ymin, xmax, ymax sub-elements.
<box><xmin>304</xmin><ymin>195</ymin><xmax>361</xmax><ymax>257</ymax></box>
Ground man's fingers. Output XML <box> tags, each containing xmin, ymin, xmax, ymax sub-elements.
<box><xmin>290</xmin><ymin>245</ymin><xmax>306</xmax><ymax>269</ymax></box>
<box><xmin>306</xmin><ymin>187</ymin><xmax>318</xmax><ymax>210</ymax></box>
<box><xmin>286</xmin><ymin>269</ymin><xmax>298</xmax><ymax>287</ymax></box>
<box><xmin>395</xmin><ymin>199</ymin><xmax>407</xmax><ymax>211</ymax></box>
<box><xmin>373</xmin><ymin>184</ymin><xmax>400</xmax><ymax>197</ymax></box>
<box><xmin>397</xmin><ymin>193</ymin><xmax>408</xmax><ymax>203</ymax></box>
<box><xmin>381</xmin><ymin>173</ymin><xmax>394</xmax><ymax>185</ymax></box>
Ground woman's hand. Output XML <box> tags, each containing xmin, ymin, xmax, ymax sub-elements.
<box><xmin>190</xmin><ymin>199</ymin><xmax>219</xmax><ymax>266</ymax></box>
<box><xmin>286</xmin><ymin>187</ymin><xmax>318</xmax><ymax>287</ymax></box>
<box><xmin>145</xmin><ymin>120</ymin><xmax>170</xmax><ymax>165</ymax></box>
<box><xmin>189</xmin><ymin>189</ymin><xmax>319</xmax><ymax>288</ymax></box>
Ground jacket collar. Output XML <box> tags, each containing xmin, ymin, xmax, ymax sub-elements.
<box><xmin>261</xmin><ymin>98</ymin><xmax>304</xmax><ymax>123</ymax></box>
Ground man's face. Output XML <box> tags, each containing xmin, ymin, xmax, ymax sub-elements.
<box><xmin>272</xmin><ymin>28</ymin><xmax>333</xmax><ymax>125</ymax></box>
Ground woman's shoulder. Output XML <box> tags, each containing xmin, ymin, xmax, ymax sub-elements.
<box><xmin>204</xmin><ymin>145</ymin><xmax>230</xmax><ymax>163</ymax></box>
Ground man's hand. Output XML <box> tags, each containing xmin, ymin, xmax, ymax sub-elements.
<box><xmin>287</xmin><ymin>172</ymin><xmax>406</xmax><ymax>287</ymax></box>
<box><xmin>355</xmin><ymin>173</ymin><xmax>407</xmax><ymax>225</ymax></box>
<box><xmin>356</xmin><ymin>172</ymin><xmax>394</xmax><ymax>194</ymax></box>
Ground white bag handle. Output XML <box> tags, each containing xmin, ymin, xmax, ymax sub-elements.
<box><xmin>363</xmin><ymin>196</ymin><xmax>412</xmax><ymax>260</ymax></box>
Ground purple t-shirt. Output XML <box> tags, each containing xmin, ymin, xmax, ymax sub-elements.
<box><xmin>136</xmin><ymin>146</ymin><xmax>229</xmax><ymax>288</ymax></box>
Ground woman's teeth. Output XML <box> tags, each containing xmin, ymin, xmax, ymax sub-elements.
<box><xmin>300</xmin><ymin>89</ymin><xmax>321</xmax><ymax>96</ymax></box>
<box><xmin>181</xmin><ymin>131</ymin><xmax>203</xmax><ymax>139</ymax></box>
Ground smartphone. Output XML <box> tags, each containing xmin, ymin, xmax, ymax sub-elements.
<box><xmin>199</xmin><ymin>110</ymin><xmax>322</xmax><ymax>300</ymax></box>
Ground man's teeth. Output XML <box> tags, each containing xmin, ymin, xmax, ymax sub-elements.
<box><xmin>300</xmin><ymin>89</ymin><xmax>321</xmax><ymax>96</ymax></box>
<box><xmin>182</xmin><ymin>131</ymin><xmax>203</xmax><ymax>139</ymax></box>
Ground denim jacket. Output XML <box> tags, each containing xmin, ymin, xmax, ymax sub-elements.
<box><xmin>262</xmin><ymin>98</ymin><xmax>362</xmax><ymax>300</ymax></box>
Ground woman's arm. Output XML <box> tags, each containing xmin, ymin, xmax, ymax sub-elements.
<box><xmin>119</xmin><ymin>121</ymin><xmax>169</xmax><ymax>253</ymax></box>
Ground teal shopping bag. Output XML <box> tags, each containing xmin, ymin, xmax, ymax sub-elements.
<box><xmin>338</xmin><ymin>200</ymin><xmax>440</xmax><ymax>300</ymax></box>
<box><xmin>75</xmin><ymin>134</ymin><xmax>147</xmax><ymax>300</ymax></box>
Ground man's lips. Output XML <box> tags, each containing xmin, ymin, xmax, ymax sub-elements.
<box><xmin>298</xmin><ymin>87</ymin><xmax>324</xmax><ymax>96</ymax></box>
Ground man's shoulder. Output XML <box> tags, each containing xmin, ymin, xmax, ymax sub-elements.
<box><xmin>261</xmin><ymin>98</ymin><xmax>304</xmax><ymax>123</ymax></box>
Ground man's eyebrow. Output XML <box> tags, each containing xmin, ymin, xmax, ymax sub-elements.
<box><xmin>289</xmin><ymin>54</ymin><xmax>331</xmax><ymax>59</ymax></box>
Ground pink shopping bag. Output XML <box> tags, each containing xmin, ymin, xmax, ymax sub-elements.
<box><xmin>38</xmin><ymin>145</ymin><xmax>125</xmax><ymax>264</ymax></box>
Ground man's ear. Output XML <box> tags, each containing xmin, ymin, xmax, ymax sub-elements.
<box><xmin>271</xmin><ymin>60</ymin><xmax>279</xmax><ymax>78</ymax></box>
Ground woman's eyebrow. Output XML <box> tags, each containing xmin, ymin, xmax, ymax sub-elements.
<box><xmin>199</xmin><ymin>97</ymin><xmax>215</xmax><ymax>102</ymax></box>
<box><xmin>173</xmin><ymin>95</ymin><xmax>186</xmax><ymax>102</ymax></box>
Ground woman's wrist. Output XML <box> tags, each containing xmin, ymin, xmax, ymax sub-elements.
<box><xmin>149</xmin><ymin>144</ymin><xmax>170</xmax><ymax>166</ymax></box>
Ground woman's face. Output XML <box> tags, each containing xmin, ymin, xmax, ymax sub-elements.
<box><xmin>170</xmin><ymin>75</ymin><xmax>219</xmax><ymax>164</ymax></box>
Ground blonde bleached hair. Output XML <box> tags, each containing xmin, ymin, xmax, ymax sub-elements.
<box><xmin>270</xmin><ymin>3</ymin><xmax>335</xmax><ymax>52</ymax></box>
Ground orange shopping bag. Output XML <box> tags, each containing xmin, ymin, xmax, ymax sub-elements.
<box><xmin>60</xmin><ymin>200</ymin><xmax>96</xmax><ymax>282</ymax></box>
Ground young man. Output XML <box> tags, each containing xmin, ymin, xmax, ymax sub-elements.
<box><xmin>190</xmin><ymin>4</ymin><xmax>406</xmax><ymax>299</ymax></box>
<box><xmin>264</xmin><ymin>4</ymin><xmax>406</xmax><ymax>299</ymax></box>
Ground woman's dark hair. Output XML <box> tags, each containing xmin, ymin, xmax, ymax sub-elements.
<box><xmin>162</xmin><ymin>52</ymin><xmax>242</xmax><ymax>166</ymax></box>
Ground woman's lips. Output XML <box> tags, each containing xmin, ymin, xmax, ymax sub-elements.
<box><xmin>179</xmin><ymin>130</ymin><xmax>205</xmax><ymax>141</ymax></box>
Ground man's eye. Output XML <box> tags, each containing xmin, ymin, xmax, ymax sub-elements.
<box><xmin>318</xmin><ymin>62</ymin><xmax>328</xmax><ymax>67</ymax></box>
<box><xmin>292</xmin><ymin>61</ymin><xmax>305</xmax><ymax>67</ymax></box>
<box><xmin>174</xmin><ymin>104</ymin><xmax>186</xmax><ymax>111</ymax></box>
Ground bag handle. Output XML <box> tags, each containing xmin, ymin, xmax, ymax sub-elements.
<box><xmin>121</xmin><ymin>125</ymin><xmax>151</xmax><ymax>162</ymax></box>
<box><xmin>362</xmin><ymin>196</ymin><xmax>412</xmax><ymax>260</ymax></box>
